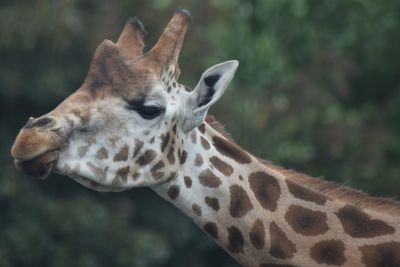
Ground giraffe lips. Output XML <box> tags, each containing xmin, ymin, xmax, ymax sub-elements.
<box><xmin>14</xmin><ymin>150</ymin><xmax>59</xmax><ymax>180</ymax></box>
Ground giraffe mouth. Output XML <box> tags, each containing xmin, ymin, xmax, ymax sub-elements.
<box><xmin>14</xmin><ymin>150</ymin><xmax>60</xmax><ymax>180</ymax></box>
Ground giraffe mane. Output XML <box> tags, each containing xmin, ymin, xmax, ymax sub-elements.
<box><xmin>205</xmin><ymin>115</ymin><xmax>400</xmax><ymax>217</ymax></box>
<box><xmin>263</xmin><ymin>162</ymin><xmax>400</xmax><ymax>217</ymax></box>
<box><xmin>205</xmin><ymin>115</ymin><xmax>235</xmax><ymax>142</ymax></box>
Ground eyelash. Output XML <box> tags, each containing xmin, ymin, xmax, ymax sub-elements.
<box><xmin>126</xmin><ymin>101</ymin><xmax>164</xmax><ymax>120</ymax></box>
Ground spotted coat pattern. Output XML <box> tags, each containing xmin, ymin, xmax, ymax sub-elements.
<box><xmin>153</xmin><ymin>122</ymin><xmax>400</xmax><ymax>267</ymax></box>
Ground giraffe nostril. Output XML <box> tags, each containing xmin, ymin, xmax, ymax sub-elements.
<box><xmin>24</xmin><ymin>117</ymin><xmax>55</xmax><ymax>129</ymax></box>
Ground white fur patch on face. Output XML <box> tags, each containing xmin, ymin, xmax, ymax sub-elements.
<box><xmin>55</xmin><ymin>88</ymin><xmax>185</xmax><ymax>190</ymax></box>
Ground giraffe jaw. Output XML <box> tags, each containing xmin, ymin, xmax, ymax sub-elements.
<box><xmin>14</xmin><ymin>150</ymin><xmax>60</xmax><ymax>180</ymax></box>
<box><xmin>66</xmin><ymin>173</ymin><xmax>126</xmax><ymax>192</ymax></box>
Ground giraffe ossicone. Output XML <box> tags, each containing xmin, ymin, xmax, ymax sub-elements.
<box><xmin>11</xmin><ymin>9</ymin><xmax>400</xmax><ymax>267</ymax></box>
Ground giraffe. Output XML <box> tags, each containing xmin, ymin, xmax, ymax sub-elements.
<box><xmin>11</xmin><ymin>9</ymin><xmax>400</xmax><ymax>267</ymax></box>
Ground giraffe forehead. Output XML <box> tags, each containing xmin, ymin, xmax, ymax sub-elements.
<box><xmin>82</xmin><ymin>42</ymin><xmax>160</xmax><ymax>98</ymax></box>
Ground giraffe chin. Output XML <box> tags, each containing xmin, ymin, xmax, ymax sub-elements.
<box><xmin>14</xmin><ymin>150</ymin><xmax>59</xmax><ymax>180</ymax></box>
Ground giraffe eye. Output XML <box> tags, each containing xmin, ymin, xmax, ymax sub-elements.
<box><xmin>125</xmin><ymin>99</ymin><xmax>164</xmax><ymax>120</ymax></box>
<box><xmin>136</xmin><ymin>106</ymin><xmax>163</xmax><ymax>120</ymax></box>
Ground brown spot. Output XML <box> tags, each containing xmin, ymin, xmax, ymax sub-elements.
<box><xmin>200</xmin><ymin>136</ymin><xmax>210</xmax><ymax>150</ymax></box>
<box><xmin>151</xmin><ymin>160</ymin><xmax>164</xmax><ymax>172</ymax></box>
<box><xmin>249</xmin><ymin>219</ymin><xmax>265</xmax><ymax>250</ymax></box>
<box><xmin>136</xmin><ymin>150</ymin><xmax>156</xmax><ymax>166</ymax></box>
<box><xmin>77</xmin><ymin>145</ymin><xmax>89</xmax><ymax>157</ymax></box>
<box><xmin>86</xmin><ymin>162</ymin><xmax>102</xmax><ymax>178</ymax></box>
<box><xmin>180</xmin><ymin>150</ymin><xmax>188</xmax><ymax>164</ymax></box>
<box><xmin>167</xmin><ymin>146</ymin><xmax>175</xmax><ymax>164</ymax></box>
<box><xmin>227</xmin><ymin>226</ymin><xmax>245</xmax><ymax>254</ymax></box>
<box><xmin>184</xmin><ymin>176</ymin><xmax>192</xmax><ymax>188</ymax></box>
<box><xmin>132</xmin><ymin>172</ymin><xmax>140</xmax><ymax>180</ymax></box>
<box><xmin>115</xmin><ymin>166</ymin><xmax>130</xmax><ymax>182</ymax></box>
<box><xmin>132</xmin><ymin>139</ymin><xmax>143</xmax><ymax>158</ymax></box>
<box><xmin>203</xmin><ymin>222</ymin><xmax>218</xmax><ymax>239</ymax></box>
<box><xmin>285</xmin><ymin>205</ymin><xmax>329</xmax><ymax>236</ymax></box>
<box><xmin>205</xmin><ymin>196</ymin><xmax>220</xmax><ymax>211</ymax></box>
<box><xmin>229</xmin><ymin>185</ymin><xmax>253</xmax><ymax>218</ymax></box>
<box><xmin>161</xmin><ymin>133</ymin><xmax>170</xmax><ymax>152</ymax></box>
<box><xmin>360</xmin><ymin>242</ymin><xmax>400</xmax><ymax>267</ymax></box>
<box><xmin>95</xmin><ymin>147</ymin><xmax>109</xmax><ymax>160</ymax></box>
<box><xmin>269</xmin><ymin>222</ymin><xmax>297</xmax><ymax>259</ymax></box>
<box><xmin>71</xmin><ymin>108</ymin><xmax>81</xmax><ymax>118</ymax></box>
<box><xmin>336</xmin><ymin>205</ymin><xmax>395</xmax><ymax>238</ymax></box>
<box><xmin>310</xmin><ymin>239</ymin><xmax>346</xmax><ymax>266</ymax></box>
<box><xmin>152</xmin><ymin>171</ymin><xmax>164</xmax><ymax>180</ymax></box>
<box><xmin>239</xmin><ymin>175</ymin><xmax>244</xmax><ymax>181</ymax></box>
<box><xmin>213</xmin><ymin>135</ymin><xmax>251</xmax><ymax>164</ymax></box>
<box><xmin>286</xmin><ymin>180</ymin><xmax>327</xmax><ymax>205</ymax></box>
<box><xmin>191</xmin><ymin>130</ymin><xmax>197</xmax><ymax>144</ymax></box>
<box><xmin>198</xmin><ymin>123</ymin><xmax>206</xmax><ymax>134</ymax></box>
<box><xmin>150</xmin><ymin>162</ymin><xmax>164</xmax><ymax>178</ymax></box>
<box><xmin>113</xmin><ymin>144</ymin><xmax>129</xmax><ymax>161</ymax></box>
<box><xmin>210</xmin><ymin>156</ymin><xmax>233</xmax><ymax>176</ymax></box>
<box><xmin>71</xmin><ymin>109</ymin><xmax>89</xmax><ymax>125</ymax></box>
<box><xmin>199</xmin><ymin>169</ymin><xmax>222</xmax><ymax>188</ymax></box>
<box><xmin>194</xmin><ymin>154</ymin><xmax>203</xmax><ymax>166</ymax></box>
<box><xmin>192</xmin><ymin>204</ymin><xmax>202</xmax><ymax>216</ymax></box>
<box><xmin>249</xmin><ymin>171</ymin><xmax>281</xmax><ymax>211</ymax></box>
<box><xmin>167</xmin><ymin>185</ymin><xmax>180</xmax><ymax>200</ymax></box>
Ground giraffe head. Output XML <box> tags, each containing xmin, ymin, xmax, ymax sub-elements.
<box><xmin>11</xmin><ymin>10</ymin><xmax>238</xmax><ymax>191</ymax></box>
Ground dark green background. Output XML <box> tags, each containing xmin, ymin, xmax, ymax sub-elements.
<box><xmin>1</xmin><ymin>1</ymin><xmax>400</xmax><ymax>266</ymax></box>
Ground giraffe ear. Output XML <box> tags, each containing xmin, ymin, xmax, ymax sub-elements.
<box><xmin>182</xmin><ymin>60</ymin><xmax>239</xmax><ymax>132</ymax></box>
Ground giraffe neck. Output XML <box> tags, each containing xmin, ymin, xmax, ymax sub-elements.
<box><xmin>152</xmin><ymin>123</ymin><xmax>400</xmax><ymax>267</ymax></box>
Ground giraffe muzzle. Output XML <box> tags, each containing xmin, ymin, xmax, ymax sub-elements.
<box><xmin>11</xmin><ymin>116</ymin><xmax>66</xmax><ymax>179</ymax></box>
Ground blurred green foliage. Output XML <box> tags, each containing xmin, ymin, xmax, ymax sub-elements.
<box><xmin>1</xmin><ymin>0</ymin><xmax>400</xmax><ymax>266</ymax></box>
